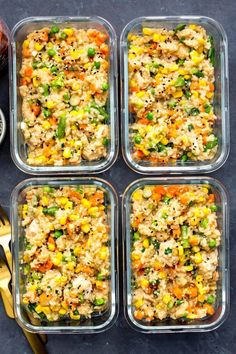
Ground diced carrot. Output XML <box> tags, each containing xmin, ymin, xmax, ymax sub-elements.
<box><xmin>134</xmin><ymin>310</ymin><xmax>144</xmax><ymax>320</ymax></box>
<box><xmin>188</xmin><ymin>286</ymin><xmax>198</xmax><ymax>298</ymax></box>
<box><xmin>31</xmin><ymin>103</ymin><xmax>41</xmax><ymax>117</ymax></box>
<box><xmin>79</xmin><ymin>73</ymin><xmax>85</xmax><ymax>80</ymax></box>
<box><xmin>153</xmin><ymin>186</ymin><xmax>165</xmax><ymax>195</ymax></box>
<box><xmin>130</xmin><ymin>86</ymin><xmax>138</xmax><ymax>92</ymax></box>
<box><xmin>204</xmin><ymin>303</ymin><xmax>215</xmax><ymax>316</ymax></box>
<box><xmin>22</xmin><ymin>48</ymin><xmax>31</xmax><ymax>58</ymax></box>
<box><xmin>39</xmin><ymin>293</ymin><xmax>50</xmax><ymax>306</ymax></box>
<box><xmin>138</xmin><ymin>118</ymin><xmax>151</xmax><ymax>125</ymax></box>
<box><xmin>172</xmin><ymin>226</ymin><xmax>181</xmax><ymax>238</ymax></box>
<box><xmin>48</xmin><ymin>236</ymin><xmax>55</xmax><ymax>245</ymax></box>
<box><xmin>208</xmin><ymin>194</ymin><xmax>215</xmax><ymax>203</ymax></box>
<box><xmin>189</xmin><ymin>235</ymin><xmax>199</xmax><ymax>246</ymax></box>
<box><xmin>89</xmin><ymin>191</ymin><xmax>104</xmax><ymax>206</ymax></box>
<box><xmin>24</xmin><ymin>67</ymin><xmax>33</xmax><ymax>77</ymax></box>
<box><xmin>79</xmin><ymin>124</ymin><xmax>87</xmax><ymax>130</ymax></box>
<box><xmin>81</xmin><ymin>265</ymin><xmax>94</xmax><ymax>276</ymax></box>
<box><xmin>49</xmin><ymin>117</ymin><xmax>57</xmax><ymax>125</ymax></box>
<box><xmin>166</xmin><ymin>185</ymin><xmax>180</xmax><ymax>196</ymax></box>
<box><xmin>209</xmin><ymin>83</ymin><xmax>215</xmax><ymax>92</ymax></box>
<box><xmin>100</xmin><ymin>43</ymin><xmax>109</xmax><ymax>56</ymax></box>
<box><xmin>179</xmin><ymin>195</ymin><xmax>189</xmax><ymax>205</ymax></box>
<box><xmin>68</xmin><ymin>190</ymin><xmax>83</xmax><ymax>200</ymax></box>
<box><xmin>40</xmin><ymin>31</ymin><xmax>49</xmax><ymax>42</ymax></box>
<box><xmin>168</xmin><ymin>109</ymin><xmax>175</xmax><ymax>116</ymax></box>
<box><xmin>198</xmin><ymin>294</ymin><xmax>205</xmax><ymax>302</ymax></box>
<box><xmin>173</xmin><ymin>286</ymin><xmax>183</xmax><ymax>299</ymax></box>
<box><xmin>38</xmin><ymin>259</ymin><xmax>53</xmax><ymax>273</ymax></box>
<box><xmin>202</xmin><ymin>135</ymin><xmax>207</xmax><ymax>145</ymax></box>
<box><xmin>137</xmin><ymin>150</ymin><xmax>144</xmax><ymax>159</ymax></box>
<box><xmin>20</xmin><ymin>78</ymin><xmax>28</xmax><ymax>86</ymax></box>
<box><xmin>152</xmin><ymin>193</ymin><xmax>162</xmax><ymax>202</ymax></box>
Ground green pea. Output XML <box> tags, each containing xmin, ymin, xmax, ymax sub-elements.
<box><xmin>147</xmin><ymin>112</ymin><xmax>154</xmax><ymax>120</ymax></box>
<box><xmin>50</xmin><ymin>26</ymin><xmax>59</xmax><ymax>34</ymax></box>
<box><xmin>32</xmin><ymin>61</ymin><xmax>40</xmax><ymax>69</ymax></box>
<box><xmin>181</xmin><ymin>154</ymin><xmax>188</xmax><ymax>162</ymax></box>
<box><xmin>162</xmin><ymin>212</ymin><xmax>168</xmax><ymax>219</ymax></box>
<box><xmin>204</xmin><ymin>104</ymin><xmax>212</xmax><ymax>113</ymax></box>
<box><xmin>24</xmin><ymin>264</ymin><xmax>31</xmax><ymax>275</ymax></box>
<box><xmin>176</xmin><ymin>299</ymin><xmax>183</xmax><ymax>306</ymax></box>
<box><xmin>205</xmin><ymin>137</ymin><xmax>218</xmax><ymax>150</ymax></box>
<box><xmin>206</xmin><ymin>295</ymin><xmax>215</xmax><ymax>304</ymax></box>
<box><xmin>96</xmin><ymin>273</ymin><xmax>105</xmax><ymax>281</ymax></box>
<box><xmin>164</xmin><ymin>247</ymin><xmax>172</xmax><ymax>255</ymax></box>
<box><xmin>200</xmin><ymin>218</ymin><xmax>208</xmax><ymax>229</ymax></box>
<box><xmin>208</xmin><ymin>239</ymin><xmax>216</xmax><ymax>248</ymax></box>
<box><xmin>174</xmin><ymin>24</ymin><xmax>186</xmax><ymax>32</ymax></box>
<box><xmin>134</xmin><ymin>135</ymin><xmax>142</xmax><ymax>144</ymax></box>
<box><xmin>210</xmin><ymin>205</ymin><xmax>218</xmax><ymax>212</ymax></box>
<box><xmin>192</xmin><ymin>68</ymin><xmax>204</xmax><ymax>78</ymax></box>
<box><xmin>102</xmin><ymin>83</ymin><xmax>109</xmax><ymax>91</ymax></box>
<box><xmin>102</xmin><ymin>137</ymin><xmax>109</xmax><ymax>146</ymax></box>
<box><xmin>43</xmin><ymin>108</ymin><xmax>51</xmax><ymax>118</ymax></box>
<box><xmin>93</xmin><ymin>298</ymin><xmax>105</xmax><ymax>306</ymax></box>
<box><xmin>73</xmin><ymin>309</ymin><xmax>79</xmax><ymax>316</ymax></box>
<box><xmin>47</xmin><ymin>48</ymin><xmax>56</xmax><ymax>57</ymax></box>
<box><xmin>32</xmin><ymin>271</ymin><xmax>41</xmax><ymax>280</ymax></box>
<box><xmin>185</xmin><ymin>90</ymin><xmax>191</xmax><ymax>99</ymax></box>
<box><xmin>57</xmin><ymin>116</ymin><xmax>66</xmax><ymax>139</ymax></box>
<box><xmin>182</xmin><ymin>239</ymin><xmax>190</xmax><ymax>248</ymax></box>
<box><xmin>163</xmin><ymin>196</ymin><xmax>172</xmax><ymax>204</ymax></box>
<box><xmin>176</xmin><ymin>58</ymin><xmax>185</xmax><ymax>66</ymax></box>
<box><xmin>175</xmin><ymin>76</ymin><xmax>185</xmax><ymax>87</ymax></box>
<box><xmin>43</xmin><ymin>186</ymin><xmax>53</xmax><ymax>193</ymax></box>
<box><xmin>189</xmin><ymin>107</ymin><xmax>200</xmax><ymax>116</ymax></box>
<box><xmin>88</xmin><ymin>47</ymin><xmax>96</xmax><ymax>57</ymax></box>
<box><xmin>133</xmin><ymin>232</ymin><xmax>140</xmax><ymax>241</ymax></box>
<box><xmin>94</xmin><ymin>61</ymin><xmax>101</xmax><ymax>69</ymax></box>
<box><xmin>181</xmin><ymin>225</ymin><xmax>188</xmax><ymax>238</ymax></box>
<box><xmin>51</xmin><ymin>76</ymin><xmax>64</xmax><ymax>89</ymax></box>
<box><xmin>60</xmin><ymin>32</ymin><xmax>67</xmax><ymax>39</ymax></box>
<box><xmin>43</xmin><ymin>206</ymin><xmax>59</xmax><ymax>216</ymax></box>
<box><xmin>63</xmin><ymin>93</ymin><xmax>70</xmax><ymax>102</ymax></box>
<box><xmin>54</xmin><ymin>230</ymin><xmax>63</xmax><ymax>238</ymax></box>
<box><xmin>41</xmin><ymin>84</ymin><xmax>49</xmax><ymax>96</ymax></box>
<box><xmin>78</xmin><ymin>294</ymin><xmax>84</xmax><ymax>303</ymax></box>
<box><xmin>188</xmin><ymin>124</ymin><xmax>194</xmax><ymax>132</ymax></box>
<box><xmin>167</xmin><ymin>301</ymin><xmax>174</xmax><ymax>309</ymax></box>
<box><xmin>167</xmin><ymin>100</ymin><xmax>176</xmax><ymax>108</ymax></box>
<box><xmin>50</xmin><ymin>66</ymin><xmax>58</xmax><ymax>74</ymax></box>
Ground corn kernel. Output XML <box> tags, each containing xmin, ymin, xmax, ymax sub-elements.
<box><xmin>178</xmin><ymin>246</ymin><xmax>184</xmax><ymax>256</ymax></box>
<box><xmin>52</xmin><ymin>257</ymin><xmax>61</xmax><ymax>266</ymax></box>
<box><xmin>132</xmin><ymin>189</ymin><xmax>143</xmax><ymax>201</ymax></box>
<box><xmin>33</xmin><ymin>77</ymin><xmax>40</xmax><ymax>87</ymax></box>
<box><xmin>199</xmin><ymin>79</ymin><xmax>207</xmax><ymax>87</ymax></box>
<box><xmin>59</xmin><ymin>308</ymin><xmax>67</xmax><ymax>315</ymax></box>
<box><xmin>23</xmin><ymin>297</ymin><xmax>29</xmax><ymax>305</ymax></box>
<box><xmin>67</xmin><ymin>261</ymin><xmax>75</xmax><ymax>271</ymax></box>
<box><xmin>81</xmin><ymin>224</ymin><xmax>90</xmax><ymax>233</ymax></box>
<box><xmin>159</xmin><ymin>271</ymin><xmax>166</xmax><ymax>279</ymax></box>
<box><xmin>81</xmin><ymin>198</ymin><xmax>91</xmax><ymax>208</ymax></box>
<box><xmin>196</xmin><ymin>275</ymin><xmax>203</xmax><ymax>282</ymax></box>
<box><xmin>178</xmin><ymin>69</ymin><xmax>188</xmax><ymax>75</ymax></box>
<box><xmin>70</xmin><ymin>49</ymin><xmax>80</xmax><ymax>59</ymax></box>
<box><xmin>206</xmin><ymin>91</ymin><xmax>213</xmax><ymax>98</ymax></box>
<box><xmin>63</xmin><ymin>147</ymin><xmax>72</xmax><ymax>159</ymax></box>
<box><xmin>70</xmin><ymin>312</ymin><xmax>80</xmax><ymax>320</ymax></box>
<box><xmin>194</xmin><ymin>252</ymin><xmax>203</xmax><ymax>264</ymax></box>
<box><xmin>61</xmin><ymin>301</ymin><xmax>68</xmax><ymax>309</ymax></box>
<box><xmin>140</xmin><ymin>278</ymin><xmax>149</xmax><ymax>288</ymax></box>
<box><xmin>189</xmin><ymin>24</ymin><xmax>197</xmax><ymax>30</ymax></box>
<box><xmin>163</xmin><ymin>294</ymin><xmax>171</xmax><ymax>304</ymax></box>
<box><xmin>34</xmin><ymin>42</ymin><xmax>43</xmax><ymax>51</ymax></box>
<box><xmin>29</xmin><ymin>285</ymin><xmax>37</xmax><ymax>292</ymax></box>
<box><xmin>88</xmin><ymin>206</ymin><xmax>99</xmax><ymax>217</ymax></box>
<box><xmin>99</xmin><ymin>246</ymin><xmax>108</xmax><ymax>260</ymax></box>
<box><xmin>131</xmin><ymin>252</ymin><xmax>141</xmax><ymax>261</ymax></box>
<box><xmin>128</xmin><ymin>53</ymin><xmax>136</xmax><ymax>60</ymax></box>
<box><xmin>184</xmin><ymin>75</ymin><xmax>191</xmax><ymax>80</ymax></box>
<box><xmin>65</xmin><ymin>201</ymin><xmax>73</xmax><ymax>210</ymax></box>
<box><xmin>72</xmin><ymin>82</ymin><xmax>80</xmax><ymax>91</ymax></box>
<box><xmin>192</xmin><ymin>246</ymin><xmax>200</xmax><ymax>253</ymax></box>
<box><xmin>142</xmin><ymin>28</ymin><xmax>153</xmax><ymax>35</ymax></box>
<box><xmin>194</xmin><ymin>207</ymin><xmax>201</xmax><ymax>218</ymax></box>
<box><xmin>203</xmin><ymin>207</ymin><xmax>210</xmax><ymax>216</ymax></box>
<box><xmin>23</xmin><ymin>40</ymin><xmax>29</xmax><ymax>48</ymax></box>
<box><xmin>42</xmin><ymin>121</ymin><xmax>51</xmax><ymax>130</ymax></box>
<box><xmin>143</xmin><ymin>239</ymin><xmax>149</xmax><ymax>249</ymax></box>
<box><xmin>134</xmin><ymin>299</ymin><xmax>144</xmax><ymax>308</ymax></box>
<box><xmin>136</xmin><ymin>91</ymin><xmax>145</xmax><ymax>98</ymax></box>
<box><xmin>46</xmin><ymin>101</ymin><xmax>55</xmax><ymax>109</ymax></box>
<box><xmin>74</xmin><ymin>246</ymin><xmax>81</xmax><ymax>256</ymax></box>
<box><xmin>69</xmin><ymin>214</ymin><xmax>79</xmax><ymax>221</ymax></box>
<box><xmin>173</xmin><ymin>90</ymin><xmax>183</xmax><ymax>98</ymax></box>
<box><xmin>160</xmin><ymin>137</ymin><xmax>169</xmax><ymax>145</ymax></box>
<box><xmin>185</xmin><ymin>265</ymin><xmax>193</xmax><ymax>271</ymax></box>
<box><xmin>187</xmin><ymin>313</ymin><xmax>198</xmax><ymax>319</ymax></box>
<box><xmin>64</xmin><ymin>28</ymin><xmax>74</xmax><ymax>36</ymax></box>
<box><xmin>41</xmin><ymin>196</ymin><xmax>48</xmax><ymax>206</ymax></box>
<box><xmin>169</xmin><ymin>64</ymin><xmax>178</xmax><ymax>72</ymax></box>
<box><xmin>57</xmin><ymin>197</ymin><xmax>68</xmax><ymax>206</ymax></box>
<box><xmin>198</xmin><ymin>37</ymin><xmax>205</xmax><ymax>45</ymax></box>
<box><xmin>48</xmin><ymin>243</ymin><xmax>55</xmax><ymax>251</ymax></box>
<box><xmin>193</xmin><ymin>91</ymin><xmax>199</xmax><ymax>98</ymax></box>
<box><xmin>35</xmin><ymin>305</ymin><xmax>43</xmax><ymax>313</ymax></box>
<box><xmin>59</xmin><ymin>216</ymin><xmax>67</xmax><ymax>225</ymax></box>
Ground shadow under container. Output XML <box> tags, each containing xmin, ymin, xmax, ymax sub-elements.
<box><xmin>10</xmin><ymin>16</ymin><xmax>118</xmax><ymax>175</ymax></box>
<box><xmin>11</xmin><ymin>177</ymin><xmax>118</xmax><ymax>333</ymax></box>
<box><xmin>122</xmin><ymin>177</ymin><xmax>229</xmax><ymax>332</ymax></box>
<box><xmin>120</xmin><ymin>16</ymin><xmax>229</xmax><ymax>174</ymax></box>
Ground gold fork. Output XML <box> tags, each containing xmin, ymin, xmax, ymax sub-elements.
<box><xmin>0</xmin><ymin>256</ymin><xmax>48</xmax><ymax>354</ymax></box>
<box><xmin>0</xmin><ymin>205</ymin><xmax>47</xmax><ymax>343</ymax></box>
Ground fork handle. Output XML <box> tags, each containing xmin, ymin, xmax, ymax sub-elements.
<box><xmin>1</xmin><ymin>235</ymin><xmax>12</xmax><ymax>272</ymax></box>
<box><xmin>0</xmin><ymin>286</ymin><xmax>14</xmax><ymax>318</ymax></box>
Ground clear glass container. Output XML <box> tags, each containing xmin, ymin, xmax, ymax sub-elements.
<box><xmin>120</xmin><ymin>16</ymin><xmax>229</xmax><ymax>174</ymax></box>
<box><xmin>10</xmin><ymin>16</ymin><xmax>118</xmax><ymax>175</ymax></box>
<box><xmin>122</xmin><ymin>177</ymin><xmax>229</xmax><ymax>332</ymax></box>
<box><xmin>11</xmin><ymin>177</ymin><xmax>118</xmax><ymax>333</ymax></box>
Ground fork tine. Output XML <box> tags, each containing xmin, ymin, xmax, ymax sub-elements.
<box><xmin>0</xmin><ymin>206</ymin><xmax>10</xmax><ymax>226</ymax></box>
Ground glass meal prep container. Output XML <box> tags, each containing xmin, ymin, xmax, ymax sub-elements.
<box><xmin>122</xmin><ymin>177</ymin><xmax>229</xmax><ymax>332</ymax></box>
<box><xmin>10</xmin><ymin>16</ymin><xmax>118</xmax><ymax>175</ymax></box>
<box><xmin>120</xmin><ymin>16</ymin><xmax>229</xmax><ymax>174</ymax></box>
<box><xmin>11</xmin><ymin>177</ymin><xmax>118</xmax><ymax>333</ymax></box>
